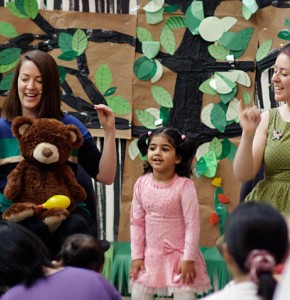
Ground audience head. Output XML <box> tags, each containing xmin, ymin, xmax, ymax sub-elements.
<box><xmin>59</xmin><ymin>233</ymin><xmax>105</xmax><ymax>272</ymax></box>
<box><xmin>224</xmin><ymin>202</ymin><xmax>288</xmax><ymax>300</ymax></box>
<box><xmin>137</xmin><ymin>127</ymin><xmax>196</xmax><ymax>178</ymax></box>
<box><xmin>0</xmin><ymin>221</ymin><xmax>54</xmax><ymax>289</ymax></box>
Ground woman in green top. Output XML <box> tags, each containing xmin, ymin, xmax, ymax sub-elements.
<box><xmin>233</xmin><ymin>43</ymin><xmax>290</xmax><ymax>212</ymax></box>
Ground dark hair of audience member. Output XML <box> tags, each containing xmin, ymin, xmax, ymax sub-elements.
<box><xmin>59</xmin><ymin>233</ymin><xmax>105</xmax><ymax>272</ymax></box>
<box><xmin>0</xmin><ymin>221</ymin><xmax>54</xmax><ymax>291</ymax></box>
<box><xmin>224</xmin><ymin>202</ymin><xmax>289</xmax><ymax>300</ymax></box>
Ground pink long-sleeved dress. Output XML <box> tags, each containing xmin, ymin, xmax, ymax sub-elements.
<box><xmin>130</xmin><ymin>173</ymin><xmax>212</xmax><ymax>296</ymax></box>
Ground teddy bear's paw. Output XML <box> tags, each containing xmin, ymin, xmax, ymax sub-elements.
<box><xmin>43</xmin><ymin>215</ymin><xmax>68</xmax><ymax>232</ymax></box>
<box><xmin>2</xmin><ymin>203</ymin><xmax>37</xmax><ymax>222</ymax></box>
<box><xmin>41</xmin><ymin>209</ymin><xmax>69</xmax><ymax>232</ymax></box>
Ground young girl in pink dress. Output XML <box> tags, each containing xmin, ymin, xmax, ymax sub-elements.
<box><xmin>130</xmin><ymin>127</ymin><xmax>212</xmax><ymax>300</ymax></box>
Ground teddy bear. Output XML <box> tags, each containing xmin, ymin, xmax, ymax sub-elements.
<box><xmin>2</xmin><ymin>116</ymin><xmax>87</xmax><ymax>232</ymax></box>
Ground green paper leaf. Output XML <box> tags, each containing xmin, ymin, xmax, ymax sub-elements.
<box><xmin>226</xmin><ymin>98</ymin><xmax>239</xmax><ymax>121</ymax></box>
<box><xmin>209</xmin><ymin>137</ymin><xmax>222</xmax><ymax>160</ymax></box>
<box><xmin>95</xmin><ymin>64</ymin><xmax>112</xmax><ymax>94</ymax></box>
<box><xmin>227</xmin><ymin>142</ymin><xmax>237</xmax><ymax>161</ymax></box>
<box><xmin>146</xmin><ymin>108</ymin><xmax>160</xmax><ymax>122</ymax></box>
<box><xmin>106</xmin><ymin>95</ymin><xmax>131</xmax><ymax>114</ymax></box>
<box><xmin>58</xmin><ymin>32</ymin><xmax>73</xmax><ymax>53</ymax></box>
<box><xmin>203</xmin><ymin>151</ymin><xmax>218</xmax><ymax>178</ymax></box>
<box><xmin>219</xmin><ymin>85</ymin><xmax>237</xmax><ymax>104</ymax></box>
<box><xmin>285</xmin><ymin>19</ymin><xmax>290</xmax><ymax>29</ymax></box>
<box><xmin>136</xmin><ymin>27</ymin><xmax>154</xmax><ymax>43</ymax></box>
<box><xmin>58</xmin><ymin>66</ymin><xmax>66</xmax><ymax>84</ymax></box>
<box><xmin>278</xmin><ymin>30</ymin><xmax>290</xmax><ymax>41</ymax></box>
<box><xmin>185</xmin><ymin>1</ymin><xmax>204</xmax><ymax>36</ymax></box>
<box><xmin>221</xmin><ymin>17</ymin><xmax>237</xmax><ymax>32</ymax></box>
<box><xmin>139</xmin><ymin>152</ymin><xmax>148</xmax><ymax>161</ymax></box>
<box><xmin>164</xmin><ymin>4</ymin><xmax>179</xmax><ymax>13</ymax></box>
<box><xmin>194</xmin><ymin>157</ymin><xmax>207</xmax><ymax>178</ymax></box>
<box><xmin>15</xmin><ymin>0</ymin><xmax>28</xmax><ymax>16</ymax></box>
<box><xmin>0</xmin><ymin>60</ymin><xmax>18</xmax><ymax>73</ymax></box>
<box><xmin>220</xmin><ymin>31</ymin><xmax>243</xmax><ymax>51</ymax></box>
<box><xmin>135</xmin><ymin>109</ymin><xmax>157</xmax><ymax>129</ymax></box>
<box><xmin>133</xmin><ymin>56</ymin><xmax>156</xmax><ymax>81</ymax></box>
<box><xmin>196</xmin><ymin>142</ymin><xmax>210</xmax><ymax>161</ymax></box>
<box><xmin>104</xmin><ymin>86</ymin><xmax>117</xmax><ymax>97</ymax></box>
<box><xmin>236</xmin><ymin>70</ymin><xmax>251</xmax><ymax>87</ymax></box>
<box><xmin>213</xmin><ymin>75</ymin><xmax>233</xmax><ymax>94</ymax></box>
<box><xmin>216</xmin><ymin>203</ymin><xmax>229</xmax><ymax>235</ymax></box>
<box><xmin>6</xmin><ymin>2</ymin><xmax>29</xmax><ymax>18</ymax></box>
<box><xmin>151</xmin><ymin>85</ymin><xmax>173</xmax><ymax>108</ymax></box>
<box><xmin>58</xmin><ymin>50</ymin><xmax>78</xmax><ymax>61</ymax></box>
<box><xmin>160</xmin><ymin>26</ymin><xmax>175</xmax><ymax>55</ymax></box>
<box><xmin>0</xmin><ymin>22</ymin><xmax>18</xmax><ymax>38</ymax></box>
<box><xmin>143</xmin><ymin>0</ymin><xmax>165</xmax><ymax>12</ymax></box>
<box><xmin>142</xmin><ymin>41</ymin><xmax>160</xmax><ymax>59</ymax></box>
<box><xmin>0</xmin><ymin>72</ymin><xmax>14</xmax><ymax>90</ymax></box>
<box><xmin>216</xmin><ymin>72</ymin><xmax>237</xmax><ymax>89</ymax></box>
<box><xmin>165</xmin><ymin>16</ymin><xmax>186</xmax><ymax>30</ymax></box>
<box><xmin>208</xmin><ymin>44</ymin><xmax>230</xmax><ymax>60</ymax></box>
<box><xmin>220</xmin><ymin>138</ymin><xmax>231</xmax><ymax>160</ymax></box>
<box><xmin>0</xmin><ymin>48</ymin><xmax>21</xmax><ymax>65</ymax></box>
<box><xmin>160</xmin><ymin>106</ymin><xmax>170</xmax><ymax>124</ymax></box>
<box><xmin>242</xmin><ymin>4</ymin><xmax>252</xmax><ymax>20</ymax></box>
<box><xmin>145</xmin><ymin>9</ymin><xmax>164</xmax><ymax>25</ymax></box>
<box><xmin>229</xmin><ymin>27</ymin><xmax>254</xmax><ymax>58</ymax></box>
<box><xmin>72</xmin><ymin>29</ymin><xmax>88</xmax><ymax>56</ymax></box>
<box><xmin>128</xmin><ymin>139</ymin><xmax>140</xmax><ymax>160</ymax></box>
<box><xmin>243</xmin><ymin>92</ymin><xmax>251</xmax><ymax>105</ymax></box>
<box><xmin>151</xmin><ymin>59</ymin><xmax>163</xmax><ymax>83</ymax></box>
<box><xmin>24</xmin><ymin>0</ymin><xmax>38</xmax><ymax>19</ymax></box>
<box><xmin>199</xmin><ymin>78</ymin><xmax>217</xmax><ymax>95</ymax></box>
<box><xmin>210</xmin><ymin>104</ymin><xmax>227</xmax><ymax>132</ymax></box>
<box><xmin>199</xmin><ymin>16</ymin><xmax>224</xmax><ymax>42</ymax></box>
<box><xmin>201</xmin><ymin>103</ymin><xmax>215</xmax><ymax>129</ymax></box>
<box><xmin>256</xmin><ymin>39</ymin><xmax>272</xmax><ymax>62</ymax></box>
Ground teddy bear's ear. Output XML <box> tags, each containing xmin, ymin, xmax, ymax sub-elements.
<box><xmin>12</xmin><ymin>116</ymin><xmax>34</xmax><ymax>139</ymax></box>
<box><xmin>67</xmin><ymin>125</ymin><xmax>84</xmax><ymax>149</ymax></box>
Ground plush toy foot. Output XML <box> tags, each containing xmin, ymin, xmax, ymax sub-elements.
<box><xmin>43</xmin><ymin>215</ymin><xmax>68</xmax><ymax>232</ymax></box>
<box><xmin>2</xmin><ymin>203</ymin><xmax>37</xmax><ymax>222</ymax></box>
<box><xmin>41</xmin><ymin>208</ymin><xmax>69</xmax><ymax>232</ymax></box>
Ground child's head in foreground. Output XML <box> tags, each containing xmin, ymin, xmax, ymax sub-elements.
<box><xmin>59</xmin><ymin>233</ymin><xmax>105</xmax><ymax>273</ymax></box>
<box><xmin>223</xmin><ymin>202</ymin><xmax>288</xmax><ymax>300</ymax></box>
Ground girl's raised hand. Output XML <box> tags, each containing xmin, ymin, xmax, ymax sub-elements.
<box><xmin>130</xmin><ymin>259</ymin><xmax>145</xmax><ymax>280</ymax></box>
<box><xmin>238</xmin><ymin>101</ymin><xmax>261</xmax><ymax>134</ymax></box>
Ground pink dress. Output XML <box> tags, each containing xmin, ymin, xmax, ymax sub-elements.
<box><xmin>130</xmin><ymin>173</ymin><xmax>212</xmax><ymax>296</ymax></box>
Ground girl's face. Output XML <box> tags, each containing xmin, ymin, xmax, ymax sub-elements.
<box><xmin>272</xmin><ymin>52</ymin><xmax>290</xmax><ymax>103</ymax></box>
<box><xmin>18</xmin><ymin>60</ymin><xmax>43</xmax><ymax>117</ymax></box>
<box><xmin>148</xmin><ymin>135</ymin><xmax>181</xmax><ymax>175</ymax></box>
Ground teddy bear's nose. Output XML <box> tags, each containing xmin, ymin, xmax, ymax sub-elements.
<box><xmin>42</xmin><ymin>148</ymin><xmax>53</xmax><ymax>158</ymax></box>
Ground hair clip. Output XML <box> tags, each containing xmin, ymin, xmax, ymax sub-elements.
<box><xmin>181</xmin><ymin>134</ymin><xmax>186</xmax><ymax>141</ymax></box>
<box><xmin>148</xmin><ymin>131</ymin><xmax>152</xmax><ymax>136</ymax></box>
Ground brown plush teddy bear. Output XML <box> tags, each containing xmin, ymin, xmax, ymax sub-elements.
<box><xmin>2</xmin><ymin>116</ymin><xmax>87</xmax><ymax>232</ymax></box>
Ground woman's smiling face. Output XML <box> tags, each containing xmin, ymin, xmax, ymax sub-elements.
<box><xmin>18</xmin><ymin>60</ymin><xmax>43</xmax><ymax>117</ymax></box>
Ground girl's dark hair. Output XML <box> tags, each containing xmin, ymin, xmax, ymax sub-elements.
<box><xmin>137</xmin><ymin>127</ymin><xmax>196</xmax><ymax>178</ymax></box>
<box><xmin>0</xmin><ymin>221</ymin><xmax>54</xmax><ymax>289</ymax></box>
<box><xmin>224</xmin><ymin>202</ymin><xmax>288</xmax><ymax>300</ymax></box>
<box><xmin>2</xmin><ymin>50</ymin><xmax>63</xmax><ymax>121</ymax></box>
<box><xmin>59</xmin><ymin>233</ymin><xmax>105</xmax><ymax>273</ymax></box>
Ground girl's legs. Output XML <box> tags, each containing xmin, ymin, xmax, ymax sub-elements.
<box><xmin>131</xmin><ymin>286</ymin><xmax>153</xmax><ymax>300</ymax></box>
<box><xmin>173</xmin><ymin>291</ymin><xmax>196</xmax><ymax>300</ymax></box>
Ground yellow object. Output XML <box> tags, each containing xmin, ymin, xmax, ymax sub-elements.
<box><xmin>40</xmin><ymin>195</ymin><xmax>71</xmax><ymax>209</ymax></box>
<box><xmin>211</xmin><ymin>177</ymin><xmax>222</xmax><ymax>187</ymax></box>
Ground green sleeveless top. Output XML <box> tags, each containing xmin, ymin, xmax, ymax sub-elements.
<box><xmin>245</xmin><ymin>108</ymin><xmax>290</xmax><ymax>212</ymax></box>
